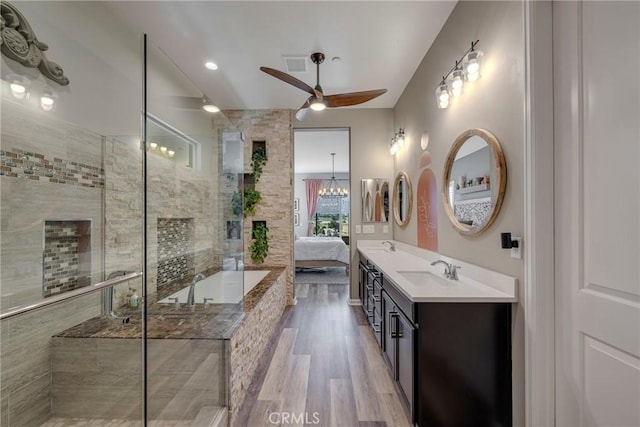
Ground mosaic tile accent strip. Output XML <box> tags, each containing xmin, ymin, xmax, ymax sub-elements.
<box><xmin>43</xmin><ymin>220</ymin><xmax>92</xmax><ymax>297</ymax></box>
<box><xmin>0</xmin><ymin>148</ymin><xmax>104</xmax><ymax>188</ymax></box>
<box><xmin>454</xmin><ymin>199</ymin><xmax>493</xmax><ymax>227</ymax></box>
<box><xmin>157</xmin><ymin>218</ymin><xmax>195</xmax><ymax>287</ymax></box>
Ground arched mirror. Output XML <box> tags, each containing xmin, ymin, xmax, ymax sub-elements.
<box><xmin>393</xmin><ymin>171</ymin><xmax>413</xmax><ymax>228</ymax></box>
<box><xmin>380</xmin><ymin>181</ymin><xmax>389</xmax><ymax>222</ymax></box>
<box><xmin>361</xmin><ymin>178</ymin><xmax>389</xmax><ymax>223</ymax></box>
<box><xmin>364</xmin><ymin>191</ymin><xmax>373</xmax><ymax>222</ymax></box>
<box><xmin>442</xmin><ymin>129</ymin><xmax>507</xmax><ymax>235</ymax></box>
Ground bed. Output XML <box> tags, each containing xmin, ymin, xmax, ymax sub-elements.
<box><xmin>294</xmin><ymin>236</ymin><xmax>350</xmax><ymax>276</ymax></box>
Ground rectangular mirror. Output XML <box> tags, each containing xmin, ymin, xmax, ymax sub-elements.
<box><xmin>361</xmin><ymin>178</ymin><xmax>390</xmax><ymax>223</ymax></box>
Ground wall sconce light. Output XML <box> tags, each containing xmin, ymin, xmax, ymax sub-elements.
<box><xmin>389</xmin><ymin>128</ymin><xmax>406</xmax><ymax>156</ymax></box>
<box><xmin>40</xmin><ymin>89</ymin><xmax>56</xmax><ymax>111</ymax></box>
<box><xmin>8</xmin><ymin>75</ymin><xmax>28</xmax><ymax>99</ymax></box>
<box><xmin>435</xmin><ymin>40</ymin><xmax>482</xmax><ymax>109</ymax></box>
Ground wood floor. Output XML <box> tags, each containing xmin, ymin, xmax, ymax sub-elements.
<box><xmin>234</xmin><ymin>283</ymin><xmax>412</xmax><ymax>427</ymax></box>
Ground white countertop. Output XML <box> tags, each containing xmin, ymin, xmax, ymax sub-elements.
<box><xmin>357</xmin><ymin>240</ymin><xmax>517</xmax><ymax>303</ymax></box>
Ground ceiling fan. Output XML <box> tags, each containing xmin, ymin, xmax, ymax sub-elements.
<box><xmin>260</xmin><ymin>52</ymin><xmax>387</xmax><ymax>121</ymax></box>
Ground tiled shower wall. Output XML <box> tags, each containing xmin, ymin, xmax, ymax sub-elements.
<box><xmin>157</xmin><ymin>218</ymin><xmax>195</xmax><ymax>288</ymax></box>
<box><xmin>0</xmin><ymin>99</ymin><xmax>104</xmax><ymax>426</ymax></box>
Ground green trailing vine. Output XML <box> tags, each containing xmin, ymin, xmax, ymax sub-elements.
<box><xmin>243</xmin><ymin>188</ymin><xmax>261</xmax><ymax>217</ymax></box>
<box><xmin>251</xmin><ymin>147</ymin><xmax>267</xmax><ymax>182</ymax></box>
<box><xmin>249</xmin><ymin>222</ymin><xmax>269</xmax><ymax>264</ymax></box>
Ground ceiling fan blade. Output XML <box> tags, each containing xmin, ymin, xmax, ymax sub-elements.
<box><xmin>325</xmin><ymin>89</ymin><xmax>387</xmax><ymax>108</ymax></box>
<box><xmin>260</xmin><ymin>67</ymin><xmax>315</xmax><ymax>95</ymax></box>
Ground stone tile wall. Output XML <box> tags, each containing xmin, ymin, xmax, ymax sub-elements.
<box><xmin>223</xmin><ymin>110</ymin><xmax>295</xmax><ymax>304</ymax></box>
<box><xmin>228</xmin><ymin>270</ymin><xmax>287</xmax><ymax>425</ymax></box>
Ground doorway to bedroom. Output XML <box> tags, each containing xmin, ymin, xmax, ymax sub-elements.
<box><xmin>293</xmin><ymin>128</ymin><xmax>350</xmax><ymax>287</ymax></box>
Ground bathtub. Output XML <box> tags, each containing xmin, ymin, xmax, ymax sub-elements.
<box><xmin>158</xmin><ymin>270</ymin><xmax>269</xmax><ymax>305</ymax></box>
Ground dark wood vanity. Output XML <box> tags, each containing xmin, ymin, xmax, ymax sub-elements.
<box><xmin>359</xmin><ymin>253</ymin><xmax>513</xmax><ymax>427</ymax></box>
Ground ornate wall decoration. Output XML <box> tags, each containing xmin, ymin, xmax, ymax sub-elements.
<box><xmin>0</xmin><ymin>1</ymin><xmax>70</xmax><ymax>85</ymax></box>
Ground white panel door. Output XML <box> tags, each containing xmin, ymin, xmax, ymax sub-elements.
<box><xmin>554</xmin><ymin>2</ymin><xmax>640</xmax><ymax>426</ymax></box>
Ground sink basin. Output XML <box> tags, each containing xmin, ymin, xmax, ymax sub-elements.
<box><xmin>397</xmin><ymin>270</ymin><xmax>453</xmax><ymax>287</ymax></box>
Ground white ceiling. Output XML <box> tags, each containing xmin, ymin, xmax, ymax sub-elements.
<box><xmin>295</xmin><ymin>129</ymin><xmax>350</xmax><ymax>174</ymax></box>
<box><xmin>106</xmin><ymin>1</ymin><xmax>457</xmax><ymax>111</ymax></box>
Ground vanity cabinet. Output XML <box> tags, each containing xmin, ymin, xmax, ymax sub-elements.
<box><xmin>358</xmin><ymin>252</ymin><xmax>513</xmax><ymax>427</ymax></box>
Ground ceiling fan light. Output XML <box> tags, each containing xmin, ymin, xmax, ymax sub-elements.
<box><xmin>309</xmin><ymin>97</ymin><xmax>326</xmax><ymax>111</ymax></box>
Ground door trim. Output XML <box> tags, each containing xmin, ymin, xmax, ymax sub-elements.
<box><xmin>524</xmin><ymin>1</ymin><xmax>556</xmax><ymax>425</ymax></box>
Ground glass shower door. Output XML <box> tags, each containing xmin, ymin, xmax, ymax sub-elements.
<box><xmin>142</xmin><ymin>36</ymin><xmax>242</xmax><ymax>426</ymax></box>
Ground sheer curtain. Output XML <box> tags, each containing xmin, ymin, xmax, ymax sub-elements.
<box><xmin>305</xmin><ymin>179</ymin><xmax>324</xmax><ymax>236</ymax></box>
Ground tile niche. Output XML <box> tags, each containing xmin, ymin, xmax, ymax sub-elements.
<box><xmin>43</xmin><ymin>220</ymin><xmax>92</xmax><ymax>297</ymax></box>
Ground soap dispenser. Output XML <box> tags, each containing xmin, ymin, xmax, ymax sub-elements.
<box><xmin>129</xmin><ymin>288</ymin><xmax>140</xmax><ymax>308</ymax></box>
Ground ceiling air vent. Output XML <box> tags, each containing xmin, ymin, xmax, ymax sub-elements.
<box><xmin>283</xmin><ymin>56</ymin><xmax>307</xmax><ymax>73</ymax></box>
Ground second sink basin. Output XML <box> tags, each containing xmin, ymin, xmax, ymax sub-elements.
<box><xmin>397</xmin><ymin>270</ymin><xmax>453</xmax><ymax>287</ymax></box>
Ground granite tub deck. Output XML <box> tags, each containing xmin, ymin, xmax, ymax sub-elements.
<box><xmin>50</xmin><ymin>267</ymin><xmax>288</xmax><ymax>425</ymax></box>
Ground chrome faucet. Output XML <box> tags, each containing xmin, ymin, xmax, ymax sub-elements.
<box><xmin>187</xmin><ymin>273</ymin><xmax>206</xmax><ymax>309</ymax></box>
<box><xmin>382</xmin><ymin>240</ymin><xmax>396</xmax><ymax>251</ymax></box>
<box><xmin>430</xmin><ymin>260</ymin><xmax>461</xmax><ymax>280</ymax></box>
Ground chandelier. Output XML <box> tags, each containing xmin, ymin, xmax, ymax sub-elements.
<box><xmin>319</xmin><ymin>153</ymin><xmax>348</xmax><ymax>198</ymax></box>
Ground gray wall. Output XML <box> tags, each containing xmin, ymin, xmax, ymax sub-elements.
<box><xmin>391</xmin><ymin>1</ymin><xmax>526</xmax><ymax>424</ymax></box>
<box><xmin>295</xmin><ymin>109</ymin><xmax>394</xmax><ymax>299</ymax></box>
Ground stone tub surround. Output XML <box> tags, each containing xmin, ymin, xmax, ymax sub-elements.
<box><xmin>228</xmin><ymin>267</ymin><xmax>287</xmax><ymax>425</ymax></box>
<box><xmin>49</xmin><ymin>266</ymin><xmax>287</xmax><ymax>424</ymax></box>
<box><xmin>357</xmin><ymin>240</ymin><xmax>517</xmax><ymax>302</ymax></box>
<box><xmin>54</xmin><ymin>267</ymin><xmax>285</xmax><ymax>340</ymax></box>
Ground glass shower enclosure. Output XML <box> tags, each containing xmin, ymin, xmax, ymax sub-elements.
<box><xmin>0</xmin><ymin>2</ymin><xmax>243</xmax><ymax>425</ymax></box>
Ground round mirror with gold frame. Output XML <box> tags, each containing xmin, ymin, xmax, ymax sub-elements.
<box><xmin>442</xmin><ymin>129</ymin><xmax>507</xmax><ymax>236</ymax></box>
<box><xmin>393</xmin><ymin>171</ymin><xmax>413</xmax><ymax>228</ymax></box>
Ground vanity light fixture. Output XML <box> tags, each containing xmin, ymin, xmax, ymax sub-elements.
<box><xmin>435</xmin><ymin>40</ymin><xmax>482</xmax><ymax>109</ymax></box>
<box><xmin>436</xmin><ymin>81</ymin><xmax>450</xmax><ymax>109</ymax></box>
<box><xmin>160</xmin><ymin>146</ymin><xmax>168</xmax><ymax>153</ymax></box>
<box><xmin>168</xmin><ymin>150</ymin><xmax>175</xmax><ymax>158</ymax></box>
<box><xmin>389</xmin><ymin>128</ymin><xmax>406</xmax><ymax>156</ymax></box>
<box><xmin>149</xmin><ymin>142</ymin><xmax>158</xmax><ymax>150</ymax></box>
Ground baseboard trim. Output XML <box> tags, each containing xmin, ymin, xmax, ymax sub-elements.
<box><xmin>347</xmin><ymin>299</ymin><xmax>361</xmax><ymax>306</ymax></box>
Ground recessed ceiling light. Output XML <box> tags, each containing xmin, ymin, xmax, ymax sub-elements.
<box><xmin>204</xmin><ymin>61</ymin><xmax>218</xmax><ymax>71</ymax></box>
<box><xmin>331</xmin><ymin>56</ymin><xmax>341</xmax><ymax>63</ymax></box>
<box><xmin>202</xmin><ymin>103</ymin><xmax>220</xmax><ymax>113</ymax></box>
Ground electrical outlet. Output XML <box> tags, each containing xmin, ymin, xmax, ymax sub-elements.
<box><xmin>383</xmin><ymin>225</ymin><xmax>389</xmax><ymax>233</ymax></box>
<box><xmin>362</xmin><ymin>224</ymin><xmax>375</xmax><ymax>234</ymax></box>
<box><xmin>510</xmin><ymin>237</ymin><xmax>523</xmax><ymax>259</ymax></box>
<box><xmin>355</xmin><ymin>225</ymin><xmax>361</xmax><ymax>234</ymax></box>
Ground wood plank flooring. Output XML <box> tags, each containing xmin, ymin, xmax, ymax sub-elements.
<box><xmin>234</xmin><ymin>283</ymin><xmax>411</xmax><ymax>427</ymax></box>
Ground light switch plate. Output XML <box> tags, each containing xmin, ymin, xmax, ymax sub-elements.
<box><xmin>363</xmin><ymin>224</ymin><xmax>375</xmax><ymax>234</ymax></box>
<box><xmin>511</xmin><ymin>237</ymin><xmax>523</xmax><ymax>259</ymax></box>
<box><xmin>383</xmin><ymin>225</ymin><xmax>389</xmax><ymax>233</ymax></box>
<box><xmin>355</xmin><ymin>225</ymin><xmax>361</xmax><ymax>234</ymax></box>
